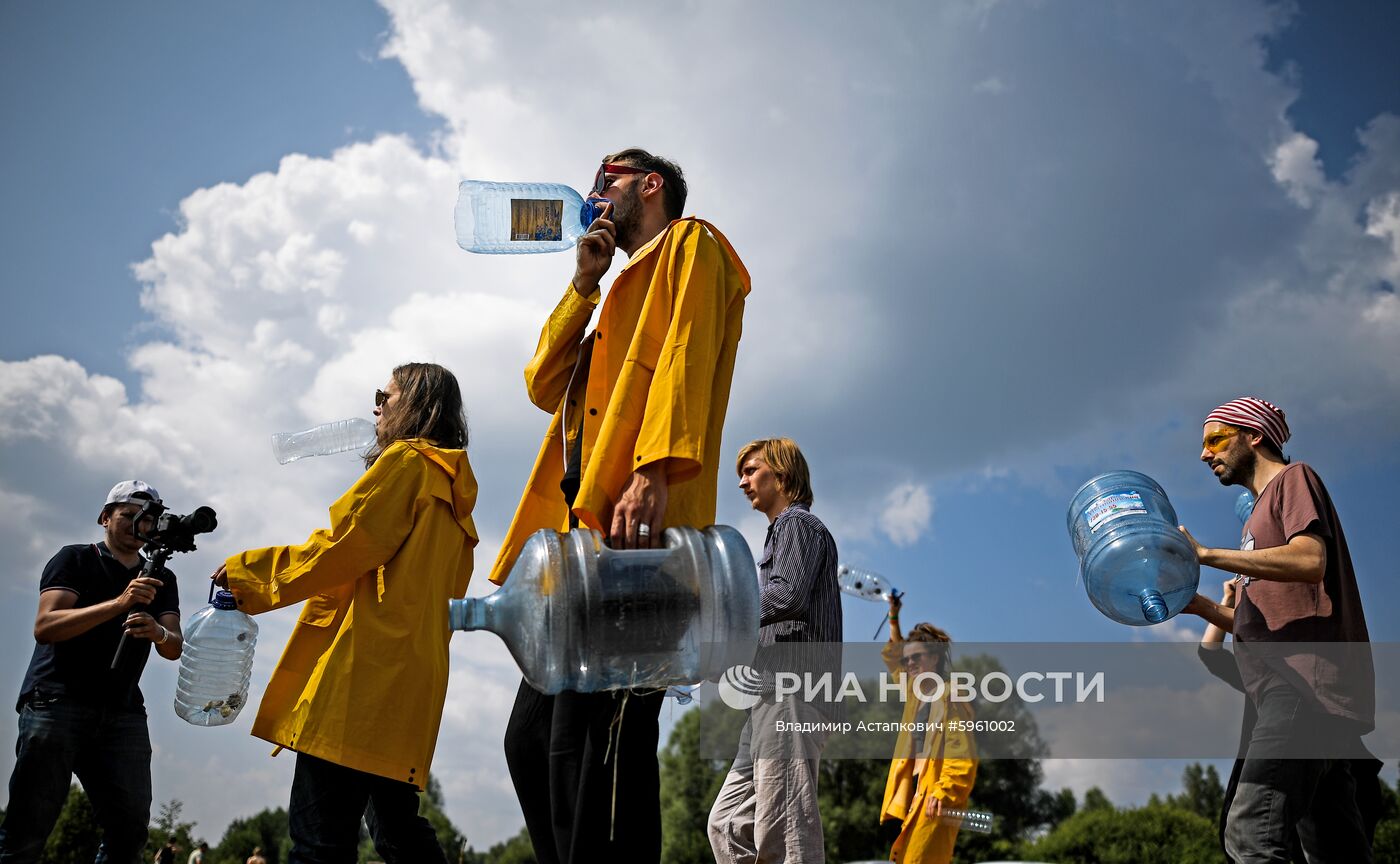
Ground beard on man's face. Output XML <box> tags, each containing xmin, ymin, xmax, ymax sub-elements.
<box><xmin>1214</xmin><ymin>444</ymin><xmax>1256</xmax><ymax>487</ymax></box>
<box><xmin>611</xmin><ymin>181</ymin><xmax>645</xmax><ymax>250</ymax></box>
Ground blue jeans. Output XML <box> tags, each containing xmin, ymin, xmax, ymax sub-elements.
<box><xmin>0</xmin><ymin>696</ymin><xmax>152</xmax><ymax>864</ymax></box>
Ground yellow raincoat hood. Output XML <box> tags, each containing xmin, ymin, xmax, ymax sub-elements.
<box><xmin>226</xmin><ymin>439</ymin><xmax>478</xmax><ymax>787</ymax></box>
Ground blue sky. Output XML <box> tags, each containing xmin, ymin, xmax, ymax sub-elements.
<box><xmin>3</xmin><ymin>0</ymin><xmax>1398</xmax><ymax>848</ymax></box>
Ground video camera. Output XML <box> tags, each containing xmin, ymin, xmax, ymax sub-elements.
<box><xmin>131</xmin><ymin>499</ymin><xmax>217</xmax><ymax>553</ymax></box>
<box><xmin>111</xmin><ymin>497</ymin><xmax>218</xmax><ymax>669</ymax></box>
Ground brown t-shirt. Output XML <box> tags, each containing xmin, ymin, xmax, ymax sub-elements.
<box><xmin>1234</xmin><ymin>462</ymin><xmax>1373</xmax><ymax>729</ymax></box>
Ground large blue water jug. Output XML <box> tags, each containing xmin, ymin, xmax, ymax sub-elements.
<box><xmin>449</xmin><ymin>526</ymin><xmax>759</xmax><ymax>693</ymax></box>
<box><xmin>1066</xmin><ymin>471</ymin><xmax>1199</xmax><ymax>626</ymax></box>
<box><xmin>455</xmin><ymin>180</ymin><xmax>600</xmax><ymax>254</ymax></box>
<box><xmin>1235</xmin><ymin>490</ymin><xmax>1255</xmax><ymax>525</ymax></box>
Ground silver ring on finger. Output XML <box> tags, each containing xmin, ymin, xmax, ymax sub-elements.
<box><xmin>637</xmin><ymin>522</ymin><xmax>651</xmax><ymax>539</ymax></box>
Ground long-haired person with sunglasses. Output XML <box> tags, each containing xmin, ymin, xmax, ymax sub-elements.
<box><xmin>214</xmin><ymin>363</ymin><xmax>478</xmax><ymax>863</ymax></box>
<box><xmin>876</xmin><ymin>593</ymin><xmax>978</xmax><ymax>864</ymax></box>
<box><xmin>493</xmin><ymin>148</ymin><xmax>750</xmax><ymax>864</ymax></box>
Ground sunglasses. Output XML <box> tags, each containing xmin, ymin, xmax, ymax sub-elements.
<box><xmin>590</xmin><ymin>162</ymin><xmax>650</xmax><ymax>197</ymax></box>
<box><xmin>902</xmin><ymin>651</ymin><xmax>936</xmax><ymax>666</ymax></box>
<box><xmin>1202</xmin><ymin>428</ymin><xmax>1238</xmax><ymax>454</ymax></box>
<box><xmin>375</xmin><ymin>389</ymin><xmax>392</xmax><ymax>408</ymax></box>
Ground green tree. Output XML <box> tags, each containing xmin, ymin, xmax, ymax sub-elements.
<box><xmin>659</xmin><ymin>709</ymin><xmax>731</xmax><ymax>864</ymax></box>
<box><xmin>950</xmin><ymin>653</ymin><xmax>1076</xmax><ymax>863</ymax></box>
<box><xmin>1374</xmin><ymin>774</ymin><xmax>1400</xmax><ymax>864</ymax></box>
<box><xmin>1164</xmin><ymin>763</ymin><xmax>1225</xmax><ymax>822</ymax></box>
<box><xmin>211</xmin><ymin>807</ymin><xmax>290</xmax><ymax>864</ymax></box>
<box><xmin>147</xmin><ymin>798</ymin><xmax>197</xmax><ymax>860</ymax></box>
<box><xmin>1081</xmin><ymin>786</ymin><xmax>1113</xmax><ymax>812</ymax></box>
<box><xmin>41</xmin><ymin>784</ymin><xmax>100</xmax><ymax>864</ymax></box>
<box><xmin>1030</xmin><ymin>803</ymin><xmax>1219</xmax><ymax>864</ymax></box>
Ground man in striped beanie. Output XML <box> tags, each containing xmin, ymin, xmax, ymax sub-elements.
<box><xmin>1181</xmin><ymin>396</ymin><xmax>1376</xmax><ymax>862</ymax></box>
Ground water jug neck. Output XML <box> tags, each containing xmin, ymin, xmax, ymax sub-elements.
<box><xmin>449</xmin><ymin>595</ymin><xmax>494</xmax><ymax>632</ymax></box>
<box><xmin>1138</xmin><ymin>587</ymin><xmax>1169</xmax><ymax>624</ymax></box>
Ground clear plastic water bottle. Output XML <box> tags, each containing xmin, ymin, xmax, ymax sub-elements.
<box><xmin>1066</xmin><ymin>471</ymin><xmax>1200</xmax><ymax>626</ymax></box>
<box><xmin>837</xmin><ymin>564</ymin><xmax>899</xmax><ymax>602</ymax></box>
<box><xmin>455</xmin><ymin>180</ymin><xmax>601</xmax><ymax>254</ymax></box>
<box><xmin>174</xmin><ymin>589</ymin><xmax>259</xmax><ymax>727</ymax></box>
<box><xmin>450</xmin><ymin>526</ymin><xmax>760</xmax><ymax>693</ymax></box>
<box><xmin>937</xmin><ymin>808</ymin><xmax>995</xmax><ymax>834</ymax></box>
<box><xmin>1235</xmin><ymin>489</ymin><xmax>1255</xmax><ymax>525</ymax></box>
<box><xmin>271</xmin><ymin>418</ymin><xmax>377</xmax><ymax>464</ymax></box>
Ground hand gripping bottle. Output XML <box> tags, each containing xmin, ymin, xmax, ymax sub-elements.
<box><xmin>450</xmin><ymin>526</ymin><xmax>760</xmax><ymax>693</ymax></box>
<box><xmin>455</xmin><ymin>180</ymin><xmax>605</xmax><ymax>254</ymax></box>
<box><xmin>1066</xmin><ymin>471</ymin><xmax>1200</xmax><ymax>625</ymax></box>
<box><xmin>174</xmin><ymin>587</ymin><xmax>258</xmax><ymax>726</ymax></box>
<box><xmin>271</xmin><ymin>418</ymin><xmax>377</xmax><ymax>464</ymax></box>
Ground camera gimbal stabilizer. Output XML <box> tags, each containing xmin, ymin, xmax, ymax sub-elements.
<box><xmin>109</xmin><ymin>499</ymin><xmax>218</xmax><ymax>669</ymax></box>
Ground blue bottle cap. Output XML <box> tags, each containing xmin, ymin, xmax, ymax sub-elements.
<box><xmin>212</xmin><ymin>589</ymin><xmax>238</xmax><ymax>610</ymax></box>
<box><xmin>580</xmin><ymin>197</ymin><xmax>610</xmax><ymax>230</ymax></box>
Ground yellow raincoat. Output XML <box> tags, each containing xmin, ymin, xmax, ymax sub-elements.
<box><xmin>490</xmin><ymin>217</ymin><xmax>749</xmax><ymax>583</ymax></box>
<box><xmin>879</xmin><ymin>640</ymin><xmax>979</xmax><ymax>863</ymax></box>
<box><xmin>225</xmin><ymin>440</ymin><xmax>478</xmax><ymax>788</ymax></box>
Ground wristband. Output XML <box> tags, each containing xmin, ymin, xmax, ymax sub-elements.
<box><xmin>157</xmin><ymin>626</ymin><xmax>170</xmax><ymax>645</ymax></box>
<box><xmin>889</xmin><ymin>614</ymin><xmax>900</xmax><ymax>622</ymax></box>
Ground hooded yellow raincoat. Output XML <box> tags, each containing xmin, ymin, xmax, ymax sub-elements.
<box><xmin>225</xmin><ymin>440</ymin><xmax>478</xmax><ymax>788</ymax></box>
<box><xmin>879</xmin><ymin>640</ymin><xmax>979</xmax><ymax>863</ymax></box>
<box><xmin>489</xmin><ymin>217</ymin><xmax>749</xmax><ymax>583</ymax></box>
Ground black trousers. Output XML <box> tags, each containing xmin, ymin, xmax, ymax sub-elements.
<box><xmin>1220</xmin><ymin>685</ymin><xmax>1373</xmax><ymax>864</ymax></box>
<box><xmin>287</xmin><ymin>753</ymin><xmax>447</xmax><ymax>864</ymax></box>
<box><xmin>504</xmin><ymin>680</ymin><xmax>665</xmax><ymax>864</ymax></box>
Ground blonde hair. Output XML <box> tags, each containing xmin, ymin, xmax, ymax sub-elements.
<box><xmin>735</xmin><ymin>437</ymin><xmax>814</xmax><ymax>507</ymax></box>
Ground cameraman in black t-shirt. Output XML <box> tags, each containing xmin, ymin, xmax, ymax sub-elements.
<box><xmin>0</xmin><ymin>480</ymin><xmax>182</xmax><ymax>863</ymax></box>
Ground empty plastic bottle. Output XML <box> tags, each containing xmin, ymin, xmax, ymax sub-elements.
<box><xmin>175</xmin><ymin>589</ymin><xmax>258</xmax><ymax>727</ymax></box>
<box><xmin>1235</xmin><ymin>489</ymin><xmax>1255</xmax><ymax>525</ymax></box>
<box><xmin>449</xmin><ymin>526</ymin><xmax>760</xmax><ymax>693</ymax></box>
<box><xmin>937</xmin><ymin>808</ymin><xmax>995</xmax><ymax>834</ymax></box>
<box><xmin>837</xmin><ymin>564</ymin><xmax>900</xmax><ymax>602</ymax></box>
<box><xmin>455</xmin><ymin>180</ymin><xmax>604</xmax><ymax>254</ymax></box>
<box><xmin>271</xmin><ymin>418</ymin><xmax>377</xmax><ymax>464</ymax></box>
<box><xmin>1066</xmin><ymin>471</ymin><xmax>1200</xmax><ymax>626</ymax></box>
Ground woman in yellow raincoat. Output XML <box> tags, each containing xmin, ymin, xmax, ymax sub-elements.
<box><xmin>879</xmin><ymin>593</ymin><xmax>978</xmax><ymax>864</ymax></box>
<box><xmin>215</xmin><ymin>363</ymin><xmax>478</xmax><ymax>863</ymax></box>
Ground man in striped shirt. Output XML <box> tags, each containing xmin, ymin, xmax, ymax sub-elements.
<box><xmin>709</xmin><ymin>437</ymin><xmax>842</xmax><ymax>864</ymax></box>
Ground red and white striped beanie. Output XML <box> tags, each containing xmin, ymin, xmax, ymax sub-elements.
<box><xmin>1204</xmin><ymin>396</ymin><xmax>1290</xmax><ymax>453</ymax></box>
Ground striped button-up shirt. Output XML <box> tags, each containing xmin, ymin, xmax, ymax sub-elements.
<box><xmin>758</xmin><ymin>503</ymin><xmax>842</xmax><ymax>646</ymax></box>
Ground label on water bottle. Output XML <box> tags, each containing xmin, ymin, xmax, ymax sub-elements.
<box><xmin>511</xmin><ymin>199</ymin><xmax>563</xmax><ymax>241</ymax></box>
<box><xmin>1085</xmin><ymin>491</ymin><xmax>1147</xmax><ymax>532</ymax></box>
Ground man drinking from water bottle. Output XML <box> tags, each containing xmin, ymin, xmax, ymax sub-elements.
<box><xmin>495</xmin><ymin>149</ymin><xmax>751</xmax><ymax>864</ymax></box>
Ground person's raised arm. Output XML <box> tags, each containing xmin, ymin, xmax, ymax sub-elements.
<box><xmin>523</xmin><ymin>203</ymin><xmax>614</xmax><ymax>412</ymax></box>
<box><xmin>1200</xmin><ymin>577</ymin><xmax>1238</xmax><ymax>646</ymax></box>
